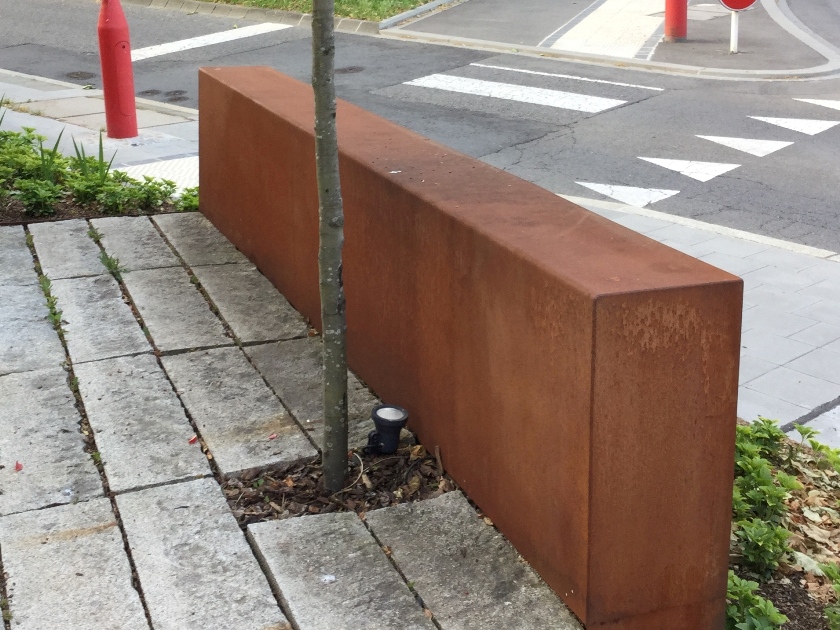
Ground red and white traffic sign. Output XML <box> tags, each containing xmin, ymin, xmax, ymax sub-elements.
<box><xmin>719</xmin><ymin>0</ymin><xmax>757</xmax><ymax>11</ymax></box>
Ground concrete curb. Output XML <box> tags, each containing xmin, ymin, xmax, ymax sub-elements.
<box><xmin>380</xmin><ymin>28</ymin><xmax>840</xmax><ymax>81</ymax></box>
<box><xmin>379</xmin><ymin>0</ymin><xmax>464</xmax><ymax>30</ymax></box>
<box><xmin>122</xmin><ymin>0</ymin><xmax>380</xmax><ymax>35</ymax></box>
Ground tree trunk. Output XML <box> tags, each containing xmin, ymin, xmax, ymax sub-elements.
<box><xmin>311</xmin><ymin>0</ymin><xmax>348</xmax><ymax>493</ymax></box>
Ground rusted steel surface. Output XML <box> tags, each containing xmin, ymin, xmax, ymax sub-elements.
<box><xmin>199</xmin><ymin>66</ymin><xmax>742</xmax><ymax>628</ymax></box>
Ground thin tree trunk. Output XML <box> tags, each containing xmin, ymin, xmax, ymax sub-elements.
<box><xmin>311</xmin><ymin>0</ymin><xmax>348</xmax><ymax>493</ymax></box>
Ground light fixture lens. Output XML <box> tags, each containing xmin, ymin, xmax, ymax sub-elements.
<box><xmin>375</xmin><ymin>407</ymin><xmax>406</xmax><ymax>421</ymax></box>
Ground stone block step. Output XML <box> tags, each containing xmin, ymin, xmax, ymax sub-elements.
<box><xmin>153</xmin><ymin>213</ymin><xmax>248</xmax><ymax>267</ymax></box>
<box><xmin>0</xmin><ymin>367</ymin><xmax>101</xmax><ymax>516</ymax></box>
<box><xmin>162</xmin><ymin>347</ymin><xmax>316</xmax><ymax>476</ymax></box>
<box><xmin>0</xmin><ymin>282</ymin><xmax>64</xmax><ymax>375</ymax></box>
<box><xmin>248</xmin><ymin>511</ymin><xmax>434</xmax><ymax>630</ymax></box>
<box><xmin>91</xmin><ymin>215</ymin><xmax>180</xmax><ymax>271</ymax></box>
<box><xmin>117</xmin><ymin>477</ymin><xmax>290</xmax><ymax>630</ymax></box>
<box><xmin>365</xmin><ymin>492</ymin><xmax>582</xmax><ymax>629</ymax></box>
<box><xmin>0</xmin><ymin>225</ymin><xmax>36</xmax><ymax>286</ymax></box>
<box><xmin>0</xmin><ymin>498</ymin><xmax>148</xmax><ymax>630</ymax></box>
<box><xmin>122</xmin><ymin>266</ymin><xmax>231</xmax><ymax>352</ymax></box>
<box><xmin>51</xmin><ymin>274</ymin><xmax>150</xmax><ymax>364</ymax></box>
<box><xmin>246</xmin><ymin>337</ymin><xmax>379</xmax><ymax>449</ymax></box>
<box><xmin>74</xmin><ymin>354</ymin><xmax>211</xmax><ymax>492</ymax></box>
<box><xmin>29</xmin><ymin>219</ymin><xmax>104</xmax><ymax>279</ymax></box>
<box><xmin>193</xmin><ymin>263</ymin><xmax>308</xmax><ymax>344</ymax></box>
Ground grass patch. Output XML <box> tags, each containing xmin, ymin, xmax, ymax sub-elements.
<box><xmin>215</xmin><ymin>0</ymin><xmax>429</xmax><ymax>21</ymax></box>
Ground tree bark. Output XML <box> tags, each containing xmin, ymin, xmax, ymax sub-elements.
<box><xmin>311</xmin><ymin>0</ymin><xmax>348</xmax><ymax>493</ymax></box>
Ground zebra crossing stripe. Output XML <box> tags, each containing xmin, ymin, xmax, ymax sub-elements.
<box><xmin>749</xmin><ymin>117</ymin><xmax>840</xmax><ymax>135</ymax></box>
<box><xmin>403</xmin><ymin>74</ymin><xmax>626</xmax><ymax>113</ymax></box>
<box><xmin>131</xmin><ymin>24</ymin><xmax>291</xmax><ymax>62</ymax></box>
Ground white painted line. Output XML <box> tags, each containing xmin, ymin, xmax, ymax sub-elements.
<box><xmin>551</xmin><ymin>0</ymin><xmax>664</xmax><ymax>59</ymax></box>
<box><xmin>696</xmin><ymin>135</ymin><xmax>793</xmax><ymax>157</ymax></box>
<box><xmin>470</xmin><ymin>63</ymin><xmax>664</xmax><ymax>91</ymax></box>
<box><xmin>404</xmin><ymin>75</ymin><xmax>625</xmax><ymax>113</ymax></box>
<box><xmin>749</xmin><ymin>116</ymin><xmax>840</xmax><ymax>135</ymax></box>
<box><xmin>561</xmin><ymin>193</ymin><xmax>839</xmax><ymax>260</ymax></box>
<box><xmin>794</xmin><ymin>98</ymin><xmax>840</xmax><ymax>112</ymax></box>
<box><xmin>575</xmin><ymin>182</ymin><xmax>679</xmax><ymax>207</ymax></box>
<box><xmin>131</xmin><ymin>24</ymin><xmax>292</xmax><ymax>62</ymax></box>
<box><xmin>639</xmin><ymin>157</ymin><xmax>740</xmax><ymax>182</ymax></box>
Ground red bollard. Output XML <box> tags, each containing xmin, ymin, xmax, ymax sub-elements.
<box><xmin>664</xmin><ymin>0</ymin><xmax>688</xmax><ymax>42</ymax></box>
<box><xmin>98</xmin><ymin>0</ymin><xmax>138</xmax><ymax>138</ymax></box>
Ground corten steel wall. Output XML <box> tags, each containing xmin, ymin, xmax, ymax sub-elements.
<box><xmin>199</xmin><ymin>67</ymin><xmax>742</xmax><ymax>629</ymax></box>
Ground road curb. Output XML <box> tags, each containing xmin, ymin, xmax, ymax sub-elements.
<box><xmin>379</xmin><ymin>0</ymin><xmax>464</xmax><ymax>30</ymax></box>
<box><xmin>380</xmin><ymin>29</ymin><xmax>840</xmax><ymax>81</ymax></box>
<box><xmin>122</xmin><ymin>0</ymin><xmax>380</xmax><ymax>35</ymax></box>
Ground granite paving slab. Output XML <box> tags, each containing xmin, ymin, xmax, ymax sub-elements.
<box><xmin>162</xmin><ymin>347</ymin><xmax>316</xmax><ymax>476</ymax></box>
<box><xmin>0</xmin><ymin>367</ymin><xmax>101</xmax><ymax>516</ymax></box>
<box><xmin>0</xmin><ymin>498</ymin><xmax>148</xmax><ymax>630</ymax></box>
<box><xmin>51</xmin><ymin>274</ymin><xmax>150</xmax><ymax>364</ymax></box>
<box><xmin>0</xmin><ymin>225</ymin><xmax>36</xmax><ymax>285</ymax></box>
<box><xmin>122</xmin><ymin>266</ymin><xmax>231</xmax><ymax>352</ymax></box>
<box><xmin>91</xmin><ymin>215</ymin><xmax>180</xmax><ymax>271</ymax></box>
<box><xmin>0</xmin><ymin>283</ymin><xmax>65</xmax><ymax>375</ymax></box>
<box><xmin>192</xmin><ymin>263</ymin><xmax>308</xmax><ymax>343</ymax></box>
<box><xmin>245</xmin><ymin>338</ymin><xmax>379</xmax><ymax>449</ymax></box>
<box><xmin>366</xmin><ymin>491</ymin><xmax>582</xmax><ymax>630</ymax></box>
<box><xmin>74</xmin><ymin>354</ymin><xmax>211</xmax><ymax>492</ymax></box>
<box><xmin>29</xmin><ymin>219</ymin><xmax>104</xmax><ymax>279</ymax></box>
<box><xmin>248</xmin><ymin>512</ymin><xmax>434</xmax><ymax>630</ymax></box>
<box><xmin>117</xmin><ymin>478</ymin><xmax>290</xmax><ymax>630</ymax></box>
<box><xmin>153</xmin><ymin>212</ymin><xmax>248</xmax><ymax>266</ymax></box>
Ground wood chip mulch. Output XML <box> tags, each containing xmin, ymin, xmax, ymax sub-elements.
<box><xmin>222</xmin><ymin>444</ymin><xmax>458</xmax><ymax>527</ymax></box>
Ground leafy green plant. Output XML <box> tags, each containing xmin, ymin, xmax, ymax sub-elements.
<box><xmin>95</xmin><ymin>178</ymin><xmax>140</xmax><ymax>214</ymax></box>
<box><xmin>38</xmin><ymin>275</ymin><xmax>62</xmax><ymax>330</ymax></box>
<box><xmin>175</xmin><ymin>186</ymin><xmax>199</xmax><ymax>212</ymax></box>
<box><xmin>87</xmin><ymin>225</ymin><xmax>103</xmax><ymax>243</ymax></box>
<box><xmin>35</xmin><ymin>129</ymin><xmax>67</xmax><ymax>183</ymax></box>
<box><xmin>11</xmin><ymin>178</ymin><xmax>63</xmax><ymax>216</ymax></box>
<box><xmin>71</xmin><ymin>133</ymin><xmax>114</xmax><ymax>183</ymax></box>
<box><xmin>821</xmin><ymin>563</ymin><xmax>840</xmax><ymax>629</ymax></box>
<box><xmin>726</xmin><ymin>571</ymin><xmax>787</xmax><ymax>630</ymax></box>
<box><xmin>734</xmin><ymin>519</ymin><xmax>790</xmax><ymax>578</ymax></box>
<box><xmin>99</xmin><ymin>251</ymin><xmax>125</xmax><ymax>281</ymax></box>
<box><xmin>136</xmin><ymin>176</ymin><xmax>176</xmax><ymax>211</ymax></box>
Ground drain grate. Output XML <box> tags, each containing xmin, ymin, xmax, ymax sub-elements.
<box><xmin>65</xmin><ymin>71</ymin><xmax>97</xmax><ymax>80</ymax></box>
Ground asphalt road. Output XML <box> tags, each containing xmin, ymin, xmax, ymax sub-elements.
<box><xmin>2</xmin><ymin>0</ymin><xmax>840</xmax><ymax>251</ymax></box>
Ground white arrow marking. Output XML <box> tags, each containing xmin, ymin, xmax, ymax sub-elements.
<box><xmin>132</xmin><ymin>24</ymin><xmax>292</xmax><ymax>62</ymax></box>
<box><xmin>749</xmin><ymin>116</ymin><xmax>840</xmax><ymax>135</ymax></box>
<box><xmin>794</xmin><ymin>98</ymin><xmax>840</xmax><ymax>112</ymax></box>
<box><xmin>404</xmin><ymin>74</ymin><xmax>626</xmax><ymax>113</ymax></box>
<box><xmin>575</xmin><ymin>182</ymin><xmax>680</xmax><ymax>207</ymax></box>
<box><xmin>696</xmin><ymin>135</ymin><xmax>793</xmax><ymax>157</ymax></box>
<box><xmin>638</xmin><ymin>157</ymin><xmax>740</xmax><ymax>182</ymax></box>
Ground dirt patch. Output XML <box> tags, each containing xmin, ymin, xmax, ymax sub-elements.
<box><xmin>0</xmin><ymin>196</ymin><xmax>184</xmax><ymax>226</ymax></box>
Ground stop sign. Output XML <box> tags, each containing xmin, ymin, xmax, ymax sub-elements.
<box><xmin>719</xmin><ymin>0</ymin><xmax>757</xmax><ymax>10</ymax></box>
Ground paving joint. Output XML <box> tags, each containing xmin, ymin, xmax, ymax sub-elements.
<box><xmin>783</xmin><ymin>394</ymin><xmax>840</xmax><ymax>432</ymax></box>
<box><xmin>147</xmin><ymin>216</ymin><xmax>323</xmax><ymax>456</ymax></box>
<box><xmin>242</xmin><ymin>528</ymin><xmax>303</xmax><ymax>630</ymax></box>
<box><xmin>22</xmin><ymin>225</ymin><xmax>158</xmax><ymax>630</ymax></box>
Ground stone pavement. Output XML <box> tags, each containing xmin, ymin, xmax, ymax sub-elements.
<box><xmin>1</xmin><ymin>212</ymin><xmax>583</xmax><ymax>629</ymax></box>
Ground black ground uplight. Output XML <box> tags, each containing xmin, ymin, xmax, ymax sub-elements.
<box><xmin>364</xmin><ymin>404</ymin><xmax>409</xmax><ymax>455</ymax></box>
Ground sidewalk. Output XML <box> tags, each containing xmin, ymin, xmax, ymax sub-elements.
<box><xmin>2</xmin><ymin>67</ymin><xmax>840</xmax><ymax>627</ymax></box>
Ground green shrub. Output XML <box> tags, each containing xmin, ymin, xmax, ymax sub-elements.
<box><xmin>726</xmin><ymin>571</ymin><xmax>787</xmax><ymax>630</ymax></box>
<box><xmin>11</xmin><ymin>178</ymin><xmax>62</xmax><ymax>216</ymax></box>
<box><xmin>734</xmin><ymin>519</ymin><xmax>790</xmax><ymax>579</ymax></box>
<box><xmin>175</xmin><ymin>186</ymin><xmax>198</xmax><ymax>212</ymax></box>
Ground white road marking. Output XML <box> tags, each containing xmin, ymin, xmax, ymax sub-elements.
<box><xmin>696</xmin><ymin>135</ymin><xmax>793</xmax><ymax>157</ymax></box>
<box><xmin>639</xmin><ymin>157</ymin><xmax>740</xmax><ymax>182</ymax></box>
<box><xmin>551</xmin><ymin>0</ymin><xmax>664</xmax><ymax>59</ymax></box>
<box><xmin>794</xmin><ymin>98</ymin><xmax>840</xmax><ymax>112</ymax></box>
<box><xmin>749</xmin><ymin>116</ymin><xmax>840</xmax><ymax>135</ymax></box>
<box><xmin>575</xmin><ymin>182</ymin><xmax>679</xmax><ymax>207</ymax></box>
<box><xmin>117</xmin><ymin>156</ymin><xmax>198</xmax><ymax>193</ymax></box>
<box><xmin>561</xmin><ymin>194</ymin><xmax>839</xmax><ymax>259</ymax></box>
<box><xmin>131</xmin><ymin>24</ymin><xmax>292</xmax><ymax>62</ymax></box>
<box><xmin>404</xmin><ymin>74</ymin><xmax>626</xmax><ymax>113</ymax></box>
<box><xmin>469</xmin><ymin>63</ymin><xmax>664</xmax><ymax>91</ymax></box>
